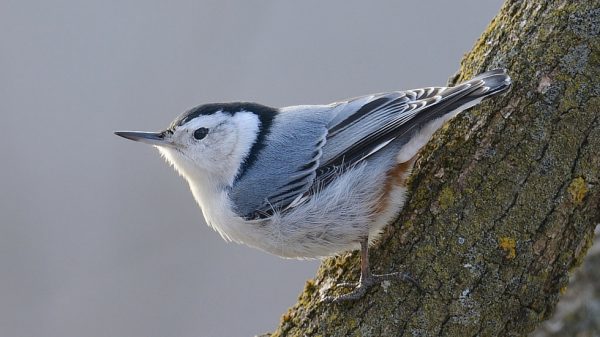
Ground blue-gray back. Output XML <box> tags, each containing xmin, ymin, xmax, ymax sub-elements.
<box><xmin>229</xmin><ymin>105</ymin><xmax>333</xmax><ymax>218</ymax></box>
<box><xmin>228</xmin><ymin>69</ymin><xmax>511</xmax><ymax>219</ymax></box>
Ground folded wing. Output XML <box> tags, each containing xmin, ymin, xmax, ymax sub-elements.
<box><xmin>230</xmin><ymin>69</ymin><xmax>510</xmax><ymax>219</ymax></box>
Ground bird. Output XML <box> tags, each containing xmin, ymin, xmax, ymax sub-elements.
<box><xmin>115</xmin><ymin>69</ymin><xmax>511</xmax><ymax>303</ymax></box>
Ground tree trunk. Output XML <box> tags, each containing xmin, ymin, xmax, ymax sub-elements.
<box><xmin>264</xmin><ymin>0</ymin><xmax>600</xmax><ymax>336</ymax></box>
<box><xmin>532</xmin><ymin>227</ymin><xmax>600</xmax><ymax>337</ymax></box>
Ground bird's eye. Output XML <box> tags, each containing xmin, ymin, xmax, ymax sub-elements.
<box><xmin>193</xmin><ymin>127</ymin><xmax>209</xmax><ymax>140</ymax></box>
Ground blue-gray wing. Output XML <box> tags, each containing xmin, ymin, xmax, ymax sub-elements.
<box><xmin>228</xmin><ymin>105</ymin><xmax>333</xmax><ymax>219</ymax></box>
<box><xmin>230</xmin><ymin>69</ymin><xmax>510</xmax><ymax>218</ymax></box>
<box><xmin>227</xmin><ymin>89</ymin><xmax>434</xmax><ymax>219</ymax></box>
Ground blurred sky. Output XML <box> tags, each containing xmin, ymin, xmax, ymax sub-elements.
<box><xmin>0</xmin><ymin>1</ymin><xmax>504</xmax><ymax>336</ymax></box>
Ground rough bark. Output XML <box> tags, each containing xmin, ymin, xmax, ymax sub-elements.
<box><xmin>532</xmin><ymin>227</ymin><xmax>600</xmax><ymax>337</ymax></box>
<box><xmin>263</xmin><ymin>1</ymin><xmax>600</xmax><ymax>336</ymax></box>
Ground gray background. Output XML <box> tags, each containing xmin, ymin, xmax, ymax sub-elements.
<box><xmin>1</xmin><ymin>1</ymin><xmax>503</xmax><ymax>336</ymax></box>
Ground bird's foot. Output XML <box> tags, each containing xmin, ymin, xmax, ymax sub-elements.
<box><xmin>323</xmin><ymin>271</ymin><xmax>418</xmax><ymax>304</ymax></box>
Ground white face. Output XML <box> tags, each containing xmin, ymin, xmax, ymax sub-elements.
<box><xmin>158</xmin><ymin>111</ymin><xmax>261</xmax><ymax>185</ymax></box>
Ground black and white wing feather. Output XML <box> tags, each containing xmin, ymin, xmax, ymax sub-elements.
<box><xmin>319</xmin><ymin>69</ymin><xmax>510</xmax><ymax>174</ymax></box>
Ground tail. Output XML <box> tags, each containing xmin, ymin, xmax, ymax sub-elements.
<box><xmin>466</xmin><ymin>68</ymin><xmax>512</xmax><ymax>95</ymax></box>
<box><xmin>394</xmin><ymin>69</ymin><xmax>511</xmax><ymax>162</ymax></box>
<box><xmin>453</xmin><ymin>68</ymin><xmax>512</xmax><ymax>102</ymax></box>
<box><xmin>402</xmin><ymin>68</ymin><xmax>511</xmax><ymax>128</ymax></box>
<box><xmin>413</xmin><ymin>68</ymin><xmax>511</xmax><ymax>120</ymax></box>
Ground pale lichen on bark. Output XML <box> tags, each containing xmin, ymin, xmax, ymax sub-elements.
<box><xmin>263</xmin><ymin>1</ymin><xmax>600</xmax><ymax>336</ymax></box>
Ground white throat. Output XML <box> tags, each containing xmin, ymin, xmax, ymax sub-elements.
<box><xmin>156</xmin><ymin>111</ymin><xmax>263</xmax><ymax>243</ymax></box>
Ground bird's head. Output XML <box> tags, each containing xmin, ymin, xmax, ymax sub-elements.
<box><xmin>115</xmin><ymin>103</ymin><xmax>277</xmax><ymax>186</ymax></box>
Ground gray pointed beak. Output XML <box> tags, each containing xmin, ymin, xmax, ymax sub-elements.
<box><xmin>114</xmin><ymin>131</ymin><xmax>173</xmax><ymax>147</ymax></box>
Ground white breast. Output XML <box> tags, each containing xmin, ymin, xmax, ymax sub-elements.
<box><xmin>164</xmin><ymin>146</ymin><xmax>397</xmax><ymax>259</ymax></box>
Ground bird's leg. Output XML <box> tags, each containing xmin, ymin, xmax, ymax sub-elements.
<box><xmin>323</xmin><ymin>238</ymin><xmax>417</xmax><ymax>303</ymax></box>
<box><xmin>330</xmin><ymin>238</ymin><xmax>372</xmax><ymax>290</ymax></box>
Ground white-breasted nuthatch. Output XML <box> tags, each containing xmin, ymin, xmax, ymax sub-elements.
<box><xmin>115</xmin><ymin>69</ymin><xmax>511</xmax><ymax>302</ymax></box>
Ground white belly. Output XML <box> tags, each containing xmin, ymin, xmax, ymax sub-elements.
<box><xmin>191</xmin><ymin>162</ymin><xmax>403</xmax><ymax>259</ymax></box>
